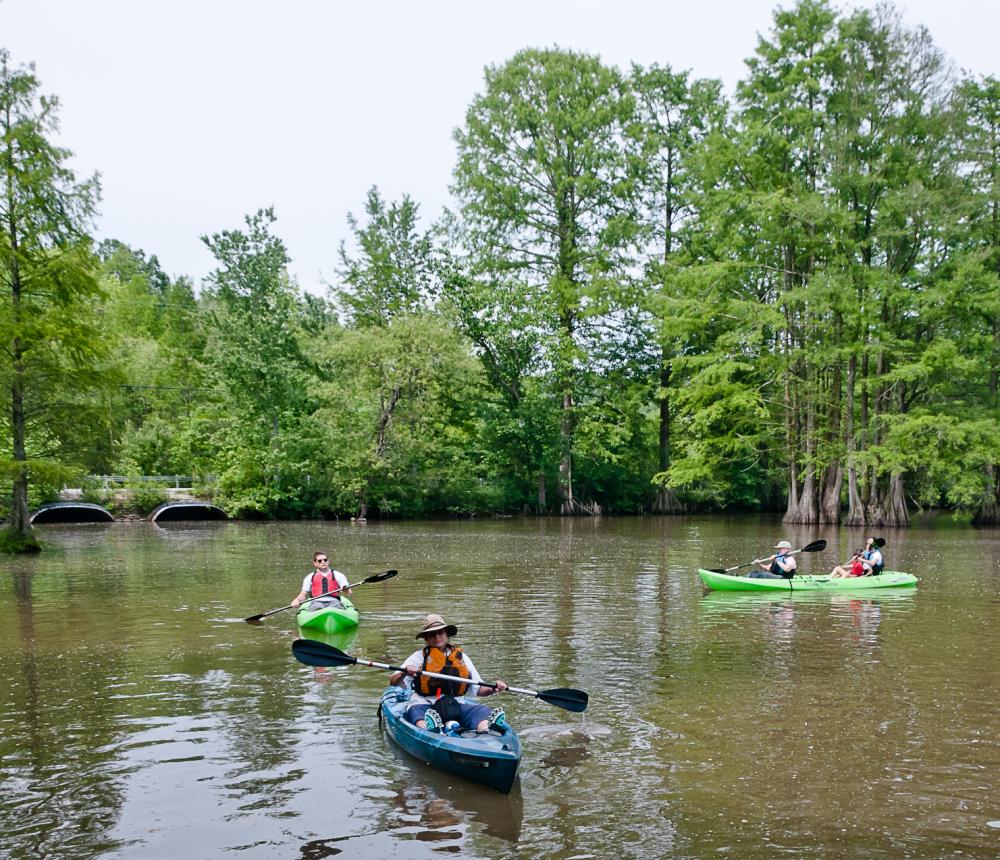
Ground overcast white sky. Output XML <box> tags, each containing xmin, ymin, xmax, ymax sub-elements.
<box><xmin>2</xmin><ymin>1</ymin><xmax>997</xmax><ymax>294</ymax></box>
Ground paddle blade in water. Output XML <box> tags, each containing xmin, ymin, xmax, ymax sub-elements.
<box><xmin>538</xmin><ymin>687</ymin><xmax>589</xmax><ymax>713</ymax></box>
<box><xmin>292</xmin><ymin>638</ymin><xmax>356</xmax><ymax>668</ymax></box>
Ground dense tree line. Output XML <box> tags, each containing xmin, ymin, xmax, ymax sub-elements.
<box><xmin>3</xmin><ymin>1</ymin><xmax>999</xmax><ymax>548</ymax></box>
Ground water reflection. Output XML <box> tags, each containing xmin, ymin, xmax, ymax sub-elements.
<box><xmin>383</xmin><ymin>745</ymin><xmax>524</xmax><ymax>845</ymax></box>
<box><xmin>150</xmin><ymin>520</ymin><xmax>232</xmax><ymax>541</ymax></box>
<box><xmin>3</xmin><ymin>518</ymin><xmax>1000</xmax><ymax>859</ymax></box>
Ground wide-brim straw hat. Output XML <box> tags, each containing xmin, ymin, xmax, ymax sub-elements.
<box><xmin>416</xmin><ymin>613</ymin><xmax>458</xmax><ymax>638</ymax></box>
<box><xmin>774</xmin><ymin>540</ymin><xmax>792</xmax><ymax>549</ymax></box>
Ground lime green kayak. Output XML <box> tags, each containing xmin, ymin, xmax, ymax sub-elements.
<box><xmin>697</xmin><ymin>569</ymin><xmax>918</xmax><ymax>592</ymax></box>
<box><xmin>296</xmin><ymin>596</ymin><xmax>359</xmax><ymax>632</ymax></box>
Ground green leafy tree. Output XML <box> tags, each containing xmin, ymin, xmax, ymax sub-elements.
<box><xmin>337</xmin><ymin>186</ymin><xmax>435</xmax><ymax>327</ymax></box>
<box><xmin>453</xmin><ymin>47</ymin><xmax>641</xmax><ymax>513</ymax></box>
<box><xmin>960</xmin><ymin>76</ymin><xmax>1000</xmax><ymax>523</ymax></box>
<box><xmin>437</xmin><ymin>265</ymin><xmax>561</xmax><ymax>511</ymax></box>
<box><xmin>201</xmin><ymin>209</ymin><xmax>311</xmax><ymax>514</ymax></box>
<box><xmin>310</xmin><ymin>313</ymin><xmax>489</xmax><ymax>517</ymax></box>
<box><xmin>0</xmin><ymin>51</ymin><xmax>106</xmax><ymax>551</ymax></box>
<box><xmin>202</xmin><ymin>208</ymin><xmax>307</xmax><ymax>437</ymax></box>
<box><xmin>631</xmin><ymin>63</ymin><xmax>726</xmax><ymax>513</ymax></box>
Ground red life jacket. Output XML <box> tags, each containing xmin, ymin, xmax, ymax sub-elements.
<box><xmin>309</xmin><ymin>570</ymin><xmax>342</xmax><ymax>598</ymax></box>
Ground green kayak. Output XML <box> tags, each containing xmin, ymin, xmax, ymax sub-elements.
<box><xmin>296</xmin><ymin>595</ymin><xmax>360</xmax><ymax>633</ymax></box>
<box><xmin>697</xmin><ymin>568</ymin><xmax>918</xmax><ymax>592</ymax></box>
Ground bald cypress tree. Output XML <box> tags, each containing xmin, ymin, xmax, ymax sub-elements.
<box><xmin>0</xmin><ymin>52</ymin><xmax>104</xmax><ymax>552</ymax></box>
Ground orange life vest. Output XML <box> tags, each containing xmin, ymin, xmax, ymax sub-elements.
<box><xmin>415</xmin><ymin>645</ymin><xmax>471</xmax><ymax>697</ymax></box>
<box><xmin>309</xmin><ymin>571</ymin><xmax>342</xmax><ymax>598</ymax></box>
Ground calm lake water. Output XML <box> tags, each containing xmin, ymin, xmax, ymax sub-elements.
<box><xmin>1</xmin><ymin>516</ymin><xmax>998</xmax><ymax>858</ymax></box>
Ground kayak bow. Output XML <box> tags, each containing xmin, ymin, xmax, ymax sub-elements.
<box><xmin>295</xmin><ymin>595</ymin><xmax>360</xmax><ymax>632</ymax></box>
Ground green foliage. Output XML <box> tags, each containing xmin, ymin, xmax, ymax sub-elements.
<box><xmin>0</xmin><ymin>527</ymin><xmax>41</xmax><ymax>553</ymax></box>
<box><xmin>125</xmin><ymin>482</ymin><xmax>170</xmax><ymax>515</ymax></box>
<box><xmin>3</xmin><ymin>12</ymin><xmax>998</xmax><ymax>524</ymax></box>
<box><xmin>0</xmin><ymin>50</ymin><xmax>109</xmax><ymax>542</ymax></box>
<box><xmin>79</xmin><ymin>478</ymin><xmax>112</xmax><ymax>507</ymax></box>
<box><xmin>337</xmin><ymin>187</ymin><xmax>435</xmax><ymax>327</ymax></box>
<box><xmin>202</xmin><ymin>208</ymin><xmax>309</xmax><ymax>440</ymax></box>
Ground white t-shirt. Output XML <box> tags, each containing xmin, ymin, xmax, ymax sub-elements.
<box><xmin>300</xmin><ymin>568</ymin><xmax>350</xmax><ymax>594</ymax></box>
<box><xmin>401</xmin><ymin>645</ymin><xmax>483</xmax><ymax>705</ymax></box>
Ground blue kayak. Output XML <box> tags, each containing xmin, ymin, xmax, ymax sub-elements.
<box><xmin>378</xmin><ymin>688</ymin><xmax>523</xmax><ymax>794</ymax></box>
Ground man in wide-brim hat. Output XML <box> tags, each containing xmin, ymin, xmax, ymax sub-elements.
<box><xmin>389</xmin><ymin>614</ymin><xmax>509</xmax><ymax>734</ymax></box>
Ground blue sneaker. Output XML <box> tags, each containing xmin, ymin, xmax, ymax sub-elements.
<box><xmin>444</xmin><ymin>720</ymin><xmax>461</xmax><ymax>736</ymax></box>
<box><xmin>488</xmin><ymin>707</ymin><xmax>508</xmax><ymax>733</ymax></box>
<box><xmin>423</xmin><ymin>709</ymin><xmax>442</xmax><ymax>733</ymax></box>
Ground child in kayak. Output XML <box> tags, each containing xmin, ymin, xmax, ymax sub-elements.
<box><xmin>829</xmin><ymin>550</ymin><xmax>870</xmax><ymax>578</ymax></box>
<box><xmin>290</xmin><ymin>551</ymin><xmax>352</xmax><ymax>610</ymax></box>
<box><xmin>389</xmin><ymin>614</ymin><xmax>509</xmax><ymax>735</ymax></box>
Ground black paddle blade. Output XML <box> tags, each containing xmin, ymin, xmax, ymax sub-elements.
<box><xmin>292</xmin><ymin>638</ymin><xmax>356</xmax><ymax>668</ymax></box>
<box><xmin>801</xmin><ymin>539</ymin><xmax>827</xmax><ymax>553</ymax></box>
<box><xmin>705</xmin><ymin>568</ymin><xmax>726</xmax><ymax>574</ymax></box>
<box><xmin>538</xmin><ymin>687</ymin><xmax>589</xmax><ymax>713</ymax></box>
<box><xmin>363</xmin><ymin>569</ymin><xmax>398</xmax><ymax>584</ymax></box>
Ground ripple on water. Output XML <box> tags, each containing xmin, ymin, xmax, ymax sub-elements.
<box><xmin>3</xmin><ymin>518</ymin><xmax>1000</xmax><ymax>859</ymax></box>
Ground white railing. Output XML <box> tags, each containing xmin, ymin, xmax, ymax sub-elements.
<box><xmin>86</xmin><ymin>475</ymin><xmax>218</xmax><ymax>489</ymax></box>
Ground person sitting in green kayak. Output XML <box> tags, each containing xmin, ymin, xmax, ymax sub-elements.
<box><xmin>747</xmin><ymin>540</ymin><xmax>798</xmax><ymax>579</ymax></box>
<box><xmin>389</xmin><ymin>614</ymin><xmax>509</xmax><ymax>735</ymax></box>
<box><xmin>829</xmin><ymin>549</ymin><xmax>870</xmax><ymax>578</ymax></box>
<box><xmin>862</xmin><ymin>537</ymin><xmax>884</xmax><ymax>575</ymax></box>
<box><xmin>290</xmin><ymin>552</ymin><xmax>352</xmax><ymax>610</ymax></box>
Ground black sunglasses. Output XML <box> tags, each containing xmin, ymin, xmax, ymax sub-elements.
<box><xmin>315</xmin><ymin>558</ymin><xmax>328</xmax><ymax>563</ymax></box>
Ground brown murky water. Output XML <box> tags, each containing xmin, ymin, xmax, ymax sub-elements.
<box><xmin>1</xmin><ymin>516</ymin><xmax>998</xmax><ymax>858</ymax></box>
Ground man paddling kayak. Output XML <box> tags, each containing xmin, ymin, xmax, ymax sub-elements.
<box><xmin>291</xmin><ymin>551</ymin><xmax>352</xmax><ymax>610</ymax></box>
<box><xmin>389</xmin><ymin>614</ymin><xmax>509</xmax><ymax>735</ymax></box>
<box><xmin>746</xmin><ymin>539</ymin><xmax>798</xmax><ymax>579</ymax></box>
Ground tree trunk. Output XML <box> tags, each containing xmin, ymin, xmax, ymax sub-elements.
<box><xmin>537</xmin><ymin>471</ymin><xmax>547</xmax><ymax>513</ymax></box>
<box><xmin>973</xmin><ymin>464</ymin><xmax>1000</xmax><ymax>525</ymax></box>
<box><xmin>785</xmin><ymin>397</ymin><xmax>819</xmax><ymax>524</ymax></box>
<box><xmin>974</xmin><ymin>319</ymin><xmax>999</xmax><ymax>524</ymax></box>
<box><xmin>5</xmin><ymin>186</ymin><xmax>35</xmax><ymax>547</ymax></box>
<box><xmin>845</xmin><ymin>353</ymin><xmax>865</xmax><ymax>525</ymax></box>
<box><xmin>782</xmin><ymin>325</ymin><xmax>800</xmax><ymax>520</ymax></box>
<box><xmin>558</xmin><ymin>390</ymin><xmax>575</xmax><ymax>514</ymax></box>
<box><xmin>820</xmin><ymin>330</ymin><xmax>843</xmax><ymax>523</ymax></box>
<box><xmin>652</xmin><ymin>353</ymin><xmax>682</xmax><ymax>514</ymax></box>
<box><xmin>865</xmin><ymin>381</ymin><xmax>910</xmax><ymax>527</ymax></box>
<box><xmin>820</xmin><ymin>462</ymin><xmax>843</xmax><ymax>523</ymax></box>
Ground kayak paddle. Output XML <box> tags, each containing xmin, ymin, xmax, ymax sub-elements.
<box><xmin>244</xmin><ymin>569</ymin><xmax>398</xmax><ymax>624</ymax></box>
<box><xmin>291</xmin><ymin>638</ymin><xmax>589</xmax><ymax>713</ymax></box>
<box><xmin>705</xmin><ymin>539</ymin><xmax>827</xmax><ymax>575</ymax></box>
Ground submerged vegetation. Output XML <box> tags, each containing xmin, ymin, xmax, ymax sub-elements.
<box><xmin>2</xmin><ymin>1</ymin><xmax>999</xmax><ymax>547</ymax></box>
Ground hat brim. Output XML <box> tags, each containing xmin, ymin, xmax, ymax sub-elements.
<box><xmin>417</xmin><ymin>624</ymin><xmax>458</xmax><ymax>639</ymax></box>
